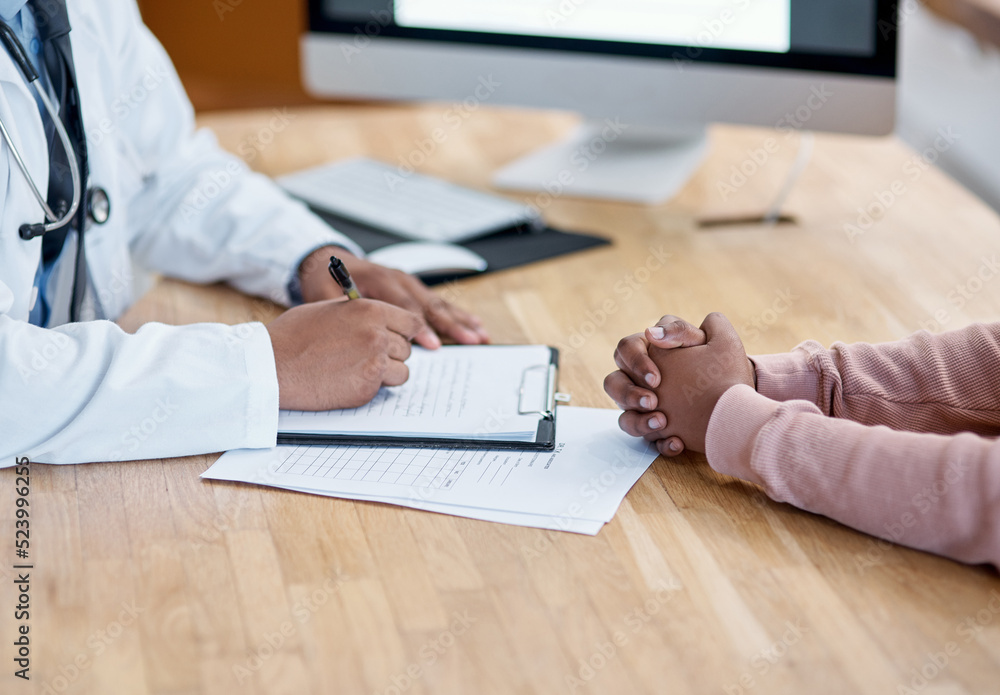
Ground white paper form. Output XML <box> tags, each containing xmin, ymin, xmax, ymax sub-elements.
<box><xmin>203</xmin><ymin>407</ymin><xmax>658</xmax><ymax>535</ymax></box>
<box><xmin>276</xmin><ymin>488</ymin><xmax>606</xmax><ymax>535</ymax></box>
<box><xmin>279</xmin><ymin>345</ymin><xmax>553</xmax><ymax>442</ymax></box>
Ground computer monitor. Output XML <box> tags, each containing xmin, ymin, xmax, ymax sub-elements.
<box><xmin>303</xmin><ymin>1</ymin><xmax>897</xmax><ymax>202</ymax></box>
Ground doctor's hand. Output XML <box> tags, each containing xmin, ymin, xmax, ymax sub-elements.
<box><xmin>297</xmin><ymin>246</ymin><xmax>490</xmax><ymax>349</ymax></box>
<box><xmin>266</xmin><ymin>299</ymin><xmax>424</xmax><ymax>411</ymax></box>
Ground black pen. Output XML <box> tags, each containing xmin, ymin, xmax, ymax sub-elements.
<box><xmin>328</xmin><ymin>255</ymin><xmax>362</xmax><ymax>300</ymax></box>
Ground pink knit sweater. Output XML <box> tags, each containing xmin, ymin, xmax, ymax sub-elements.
<box><xmin>705</xmin><ymin>322</ymin><xmax>1000</xmax><ymax>568</ymax></box>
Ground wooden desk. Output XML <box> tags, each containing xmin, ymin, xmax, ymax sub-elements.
<box><xmin>3</xmin><ymin>104</ymin><xmax>1000</xmax><ymax>695</ymax></box>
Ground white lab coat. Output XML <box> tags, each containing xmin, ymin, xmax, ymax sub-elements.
<box><xmin>0</xmin><ymin>0</ymin><xmax>360</xmax><ymax>465</ymax></box>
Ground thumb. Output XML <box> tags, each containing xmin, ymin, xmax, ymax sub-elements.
<box><xmin>413</xmin><ymin>325</ymin><xmax>443</xmax><ymax>349</ymax></box>
<box><xmin>701</xmin><ymin>312</ymin><xmax>743</xmax><ymax>350</ymax></box>
<box><xmin>646</xmin><ymin>315</ymin><xmax>707</xmax><ymax>348</ymax></box>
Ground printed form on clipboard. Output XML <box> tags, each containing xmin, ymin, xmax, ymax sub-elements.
<box><xmin>277</xmin><ymin>345</ymin><xmax>563</xmax><ymax>450</ymax></box>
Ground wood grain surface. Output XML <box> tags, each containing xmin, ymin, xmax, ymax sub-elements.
<box><xmin>2</xmin><ymin>103</ymin><xmax>999</xmax><ymax>695</ymax></box>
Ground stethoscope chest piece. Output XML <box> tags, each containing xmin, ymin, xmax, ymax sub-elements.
<box><xmin>17</xmin><ymin>185</ymin><xmax>111</xmax><ymax>240</ymax></box>
<box><xmin>87</xmin><ymin>187</ymin><xmax>110</xmax><ymax>225</ymax></box>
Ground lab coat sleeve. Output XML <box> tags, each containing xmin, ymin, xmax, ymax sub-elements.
<box><xmin>0</xmin><ymin>293</ymin><xmax>279</xmax><ymax>466</ymax></box>
<box><xmin>100</xmin><ymin>1</ymin><xmax>361</xmax><ymax>307</ymax></box>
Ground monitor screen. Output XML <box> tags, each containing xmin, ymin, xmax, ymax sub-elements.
<box><xmin>313</xmin><ymin>0</ymin><xmax>895</xmax><ymax>77</ymax></box>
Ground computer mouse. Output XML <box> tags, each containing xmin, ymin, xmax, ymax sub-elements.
<box><xmin>367</xmin><ymin>242</ymin><xmax>489</xmax><ymax>277</ymax></box>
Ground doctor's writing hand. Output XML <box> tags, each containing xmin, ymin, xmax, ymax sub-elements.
<box><xmin>605</xmin><ymin>315</ymin><xmax>709</xmax><ymax>456</ymax></box>
<box><xmin>297</xmin><ymin>247</ymin><xmax>490</xmax><ymax>349</ymax></box>
<box><xmin>266</xmin><ymin>299</ymin><xmax>424</xmax><ymax>411</ymax></box>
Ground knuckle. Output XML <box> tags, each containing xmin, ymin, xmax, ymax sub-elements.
<box><xmin>363</xmin><ymin>325</ymin><xmax>383</xmax><ymax>346</ymax></box>
<box><xmin>361</xmin><ymin>354</ymin><xmax>388</xmax><ymax>382</ymax></box>
<box><xmin>426</xmin><ymin>296</ymin><xmax>448</xmax><ymax>315</ymax></box>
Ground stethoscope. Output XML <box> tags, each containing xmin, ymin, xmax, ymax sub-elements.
<box><xmin>0</xmin><ymin>18</ymin><xmax>110</xmax><ymax>241</ymax></box>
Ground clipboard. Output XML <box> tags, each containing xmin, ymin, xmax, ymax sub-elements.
<box><xmin>276</xmin><ymin>347</ymin><xmax>564</xmax><ymax>451</ymax></box>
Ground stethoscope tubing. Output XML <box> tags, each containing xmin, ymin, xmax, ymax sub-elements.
<box><xmin>0</xmin><ymin>17</ymin><xmax>83</xmax><ymax>239</ymax></box>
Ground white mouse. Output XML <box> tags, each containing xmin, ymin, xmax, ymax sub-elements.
<box><xmin>367</xmin><ymin>242</ymin><xmax>489</xmax><ymax>277</ymax></box>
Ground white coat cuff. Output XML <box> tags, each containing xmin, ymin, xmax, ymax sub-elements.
<box><xmin>274</xmin><ymin>208</ymin><xmax>365</xmax><ymax>307</ymax></box>
<box><xmin>242</xmin><ymin>322</ymin><xmax>280</xmax><ymax>449</ymax></box>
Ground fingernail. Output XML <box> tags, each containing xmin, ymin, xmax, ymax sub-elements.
<box><xmin>668</xmin><ymin>440</ymin><xmax>680</xmax><ymax>452</ymax></box>
<box><xmin>639</xmin><ymin>396</ymin><xmax>651</xmax><ymax>409</ymax></box>
<box><xmin>648</xmin><ymin>417</ymin><xmax>662</xmax><ymax>430</ymax></box>
<box><xmin>645</xmin><ymin>373</ymin><xmax>656</xmax><ymax>387</ymax></box>
<box><xmin>648</xmin><ymin>326</ymin><xmax>665</xmax><ymax>339</ymax></box>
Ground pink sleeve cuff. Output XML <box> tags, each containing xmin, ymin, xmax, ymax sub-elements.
<box><xmin>751</xmin><ymin>348</ymin><xmax>822</xmax><ymax>407</ymax></box>
<box><xmin>704</xmin><ymin>384</ymin><xmax>783</xmax><ymax>488</ymax></box>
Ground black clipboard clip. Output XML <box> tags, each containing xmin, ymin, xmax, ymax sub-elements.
<box><xmin>518</xmin><ymin>363</ymin><xmax>571</xmax><ymax>420</ymax></box>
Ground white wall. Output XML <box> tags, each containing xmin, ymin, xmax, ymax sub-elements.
<box><xmin>897</xmin><ymin>3</ymin><xmax>1000</xmax><ymax>212</ymax></box>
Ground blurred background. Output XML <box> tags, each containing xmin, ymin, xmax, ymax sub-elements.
<box><xmin>136</xmin><ymin>0</ymin><xmax>319</xmax><ymax>111</ymax></box>
<box><xmin>136</xmin><ymin>0</ymin><xmax>1000</xmax><ymax>213</ymax></box>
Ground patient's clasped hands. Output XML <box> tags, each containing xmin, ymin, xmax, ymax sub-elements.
<box><xmin>604</xmin><ymin>313</ymin><xmax>756</xmax><ymax>456</ymax></box>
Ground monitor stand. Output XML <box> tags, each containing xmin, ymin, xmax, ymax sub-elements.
<box><xmin>493</xmin><ymin>121</ymin><xmax>709</xmax><ymax>204</ymax></box>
